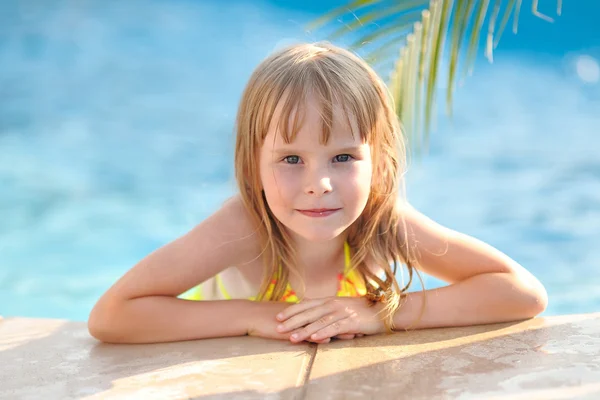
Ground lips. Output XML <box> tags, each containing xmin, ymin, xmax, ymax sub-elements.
<box><xmin>296</xmin><ymin>208</ymin><xmax>341</xmax><ymax>217</ymax></box>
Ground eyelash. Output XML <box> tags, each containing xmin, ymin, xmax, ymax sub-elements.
<box><xmin>282</xmin><ymin>154</ymin><xmax>354</xmax><ymax>164</ymax></box>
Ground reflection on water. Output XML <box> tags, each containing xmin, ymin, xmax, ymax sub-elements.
<box><xmin>1</xmin><ymin>1</ymin><xmax>599</xmax><ymax>321</ymax></box>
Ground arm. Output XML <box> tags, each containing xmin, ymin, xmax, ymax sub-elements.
<box><xmin>88</xmin><ymin>196</ymin><xmax>266</xmax><ymax>343</ymax></box>
<box><xmin>91</xmin><ymin>297</ymin><xmax>258</xmax><ymax>344</ymax></box>
<box><xmin>393</xmin><ymin>202</ymin><xmax>548</xmax><ymax>330</ymax></box>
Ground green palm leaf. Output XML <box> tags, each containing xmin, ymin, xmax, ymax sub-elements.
<box><xmin>308</xmin><ymin>0</ymin><xmax>562</xmax><ymax>156</ymax></box>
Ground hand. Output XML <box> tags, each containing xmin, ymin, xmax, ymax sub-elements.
<box><xmin>274</xmin><ymin>297</ymin><xmax>387</xmax><ymax>343</ymax></box>
<box><xmin>245</xmin><ymin>301</ymin><xmax>332</xmax><ymax>344</ymax></box>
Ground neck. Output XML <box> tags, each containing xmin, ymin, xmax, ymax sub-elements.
<box><xmin>287</xmin><ymin>231</ymin><xmax>347</xmax><ymax>276</ymax></box>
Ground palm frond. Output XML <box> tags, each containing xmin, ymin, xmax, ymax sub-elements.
<box><xmin>308</xmin><ymin>0</ymin><xmax>562</xmax><ymax>155</ymax></box>
<box><xmin>348</xmin><ymin>9</ymin><xmax>423</xmax><ymax>51</ymax></box>
<box><xmin>493</xmin><ymin>0</ymin><xmax>516</xmax><ymax>48</ymax></box>
<box><xmin>327</xmin><ymin>0</ymin><xmax>429</xmax><ymax>42</ymax></box>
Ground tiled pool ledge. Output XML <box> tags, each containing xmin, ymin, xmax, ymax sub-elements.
<box><xmin>1</xmin><ymin>313</ymin><xmax>599</xmax><ymax>399</ymax></box>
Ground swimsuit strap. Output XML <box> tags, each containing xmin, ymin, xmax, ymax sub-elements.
<box><xmin>343</xmin><ymin>241</ymin><xmax>351</xmax><ymax>273</ymax></box>
<box><xmin>338</xmin><ymin>241</ymin><xmax>366</xmax><ymax>297</ymax></box>
<box><xmin>268</xmin><ymin>241</ymin><xmax>363</xmax><ymax>301</ymax></box>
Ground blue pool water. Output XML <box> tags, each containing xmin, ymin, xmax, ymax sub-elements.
<box><xmin>1</xmin><ymin>0</ymin><xmax>599</xmax><ymax>321</ymax></box>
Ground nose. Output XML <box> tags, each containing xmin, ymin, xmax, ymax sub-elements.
<box><xmin>304</xmin><ymin>166</ymin><xmax>332</xmax><ymax>197</ymax></box>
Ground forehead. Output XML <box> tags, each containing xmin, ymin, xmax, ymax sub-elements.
<box><xmin>266</xmin><ymin>94</ymin><xmax>363</xmax><ymax>148</ymax></box>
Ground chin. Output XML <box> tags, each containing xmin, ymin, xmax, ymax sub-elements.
<box><xmin>288</xmin><ymin>226</ymin><xmax>349</xmax><ymax>243</ymax></box>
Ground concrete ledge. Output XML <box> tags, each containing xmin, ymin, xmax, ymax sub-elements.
<box><xmin>1</xmin><ymin>313</ymin><xmax>599</xmax><ymax>399</ymax></box>
<box><xmin>306</xmin><ymin>313</ymin><xmax>600</xmax><ymax>399</ymax></box>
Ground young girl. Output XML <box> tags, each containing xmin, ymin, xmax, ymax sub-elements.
<box><xmin>88</xmin><ymin>42</ymin><xmax>547</xmax><ymax>345</ymax></box>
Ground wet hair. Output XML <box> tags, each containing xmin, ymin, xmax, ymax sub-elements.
<box><xmin>234</xmin><ymin>41</ymin><xmax>421</xmax><ymax>330</ymax></box>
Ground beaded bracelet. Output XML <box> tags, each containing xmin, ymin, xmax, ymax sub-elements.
<box><xmin>364</xmin><ymin>288</ymin><xmax>395</xmax><ymax>334</ymax></box>
<box><xmin>364</xmin><ymin>287</ymin><xmax>386</xmax><ymax>305</ymax></box>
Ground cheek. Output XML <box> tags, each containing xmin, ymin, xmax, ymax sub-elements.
<box><xmin>345</xmin><ymin>162</ymin><xmax>372</xmax><ymax>194</ymax></box>
<box><xmin>261</xmin><ymin>166</ymin><xmax>301</xmax><ymax>203</ymax></box>
<box><xmin>361</xmin><ymin>162</ymin><xmax>373</xmax><ymax>186</ymax></box>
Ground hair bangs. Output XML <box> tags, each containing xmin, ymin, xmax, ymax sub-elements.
<box><xmin>271</xmin><ymin>64</ymin><xmax>381</xmax><ymax>147</ymax></box>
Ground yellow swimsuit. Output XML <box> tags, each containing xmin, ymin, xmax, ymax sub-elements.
<box><xmin>179</xmin><ymin>242</ymin><xmax>366</xmax><ymax>302</ymax></box>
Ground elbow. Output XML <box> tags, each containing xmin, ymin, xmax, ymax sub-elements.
<box><xmin>87</xmin><ymin>317</ymin><xmax>116</xmax><ymax>344</ymax></box>
<box><xmin>494</xmin><ymin>271</ymin><xmax>548</xmax><ymax>320</ymax></box>
<box><xmin>518</xmin><ymin>276</ymin><xmax>548</xmax><ymax>318</ymax></box>
<box><xmin>88</xmin><ymin>301</ymin><xmax>128</xmax><ymax>344</ymax></box>
<box><xmin>88</xmin><ymin>322</ymin><xmax>110</xmax><ymax>344</ymax></box>
<box><xmin>529</xmin><ymin>284</ymin><xmax>548</xmax><ymax>316</ymax></box>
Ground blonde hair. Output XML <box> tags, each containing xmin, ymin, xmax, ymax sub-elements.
<box><xmin>234</xmin><ymin>41</ymin><xmax>420</xmax><ymax>330</ymax></box>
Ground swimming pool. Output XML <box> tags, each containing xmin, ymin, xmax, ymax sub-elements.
<box><xmin>1</xmin><ymin>1</ymin><xmax>599</xmax><ymax>321</ymax></box>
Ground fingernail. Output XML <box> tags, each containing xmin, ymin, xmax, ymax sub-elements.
<box><xmin>291</xmin><ymin>333</ymin><xmax>299</xmax><ymax>340</ymax></box>
<box><xmin>277</xmin><ymin>324</ymin><xmax>285</xmax><ymax>331</ymax></box>
<box><xmin>276</xmin><ymin>313</ymin><xmax>283</xmax><ymax>320</ymax></box>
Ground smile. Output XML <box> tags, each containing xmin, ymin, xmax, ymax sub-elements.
<box><xmin>296</xmin><ymin>208</ymin><xmax>341</xmax><ymax>217</ymax></box>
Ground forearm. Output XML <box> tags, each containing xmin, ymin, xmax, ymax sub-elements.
<box><xmin>88</xmin><ymin>296</ymin><xmax>257</xmax><ymax>344</ymax></box>
<box><xmin>393</xmin><ymin>272</ymin><xmax>548</xmax><ymax>331</ymax></box>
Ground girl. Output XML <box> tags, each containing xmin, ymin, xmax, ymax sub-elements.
<box><xmin>88</xmin><ymin>42</ymin><xmax>547</xmax><ymax>345</ymax></box>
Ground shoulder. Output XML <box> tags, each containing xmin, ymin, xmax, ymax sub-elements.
<box><xmin>394</xmin><ymin>198</ymin><xmax>452</xmax><ymax>242</ymax></box>
<box><xmin>88</xmin><ymin>194</ymin><xmax>264</xmax><ymax>306</ymax></box>
<box><xmin>393</xmin><ymin>198</ymin><xmax>522</xmax><ymax>284</ymax></box>
<box><xmin>211</xmin><ymin>194</ymin><xmax>266</xmax><ymax>284</ymax></box>
<box><xmin>205</xmin><ymin>194</ymin><xmax>263</xmax><ymax>263</ymax></box>
<box><xmin>219</xmin><ymin>194</ymin><xmax>256</xmax><ymax>231</ymax></box>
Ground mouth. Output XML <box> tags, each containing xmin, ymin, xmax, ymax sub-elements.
<box><xmin>296</xmin><ymin>208</ymin><xmax>341</xmax><ymax>217</ymax></box>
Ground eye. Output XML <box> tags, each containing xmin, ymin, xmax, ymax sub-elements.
<box><xmin>334</xmin><ymin>154</ymin><xmax>353</xmax><ymax>162</ymax></box>
<box><xmin>283</xmin><ymin>155</ymin><xmax>301</xmax><ymax>164</ymax></box>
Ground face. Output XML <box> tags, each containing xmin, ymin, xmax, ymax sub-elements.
<box><xmin>259</xmin><ymin>96</ymin><xmax>373</xmax><ymax>243</ymax></box>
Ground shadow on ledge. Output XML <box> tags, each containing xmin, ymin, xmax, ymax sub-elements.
<box><xmin>0</xmin><ymin>313</ymin><xmax>598</xmax><ymax>399</ymax></box>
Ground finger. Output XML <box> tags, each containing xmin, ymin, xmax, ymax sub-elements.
<box><xmin>277</xmin><ymin>304</ymin><xmax>333</xmax><ymax>333</ymax></box>
<box><xmin>309</xmin><ymin>318</ymin><xmax>352</xmax><ymax>341</ymax></box>
<box><xmin>334</xmin><ymin>334</ymin><xmax>355</xmax><ymax>340</ymax></box>
<box><xmin>276</xmin><ymin>298</ymin><xmax>328</xmax><ymax>322</ymax></box>
<box><xmin>309</xmin><ymin>337</ymin><xmax>331</xmax><ymax>344</ymax></box>
<box><xmin>291</xmin><ymin>313</ymin><xmax>347</xmax><ymax>342</ymax></box>
<box><xmin>287</xmin><ymin>327</ymin><xmax>329</xmax><ymax>344</ymax></box>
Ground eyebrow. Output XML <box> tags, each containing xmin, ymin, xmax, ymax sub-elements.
<box><xmin>271</xmin><ymin>146</ymin><xmax>365</xmax><ymax>154</ymax></box>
